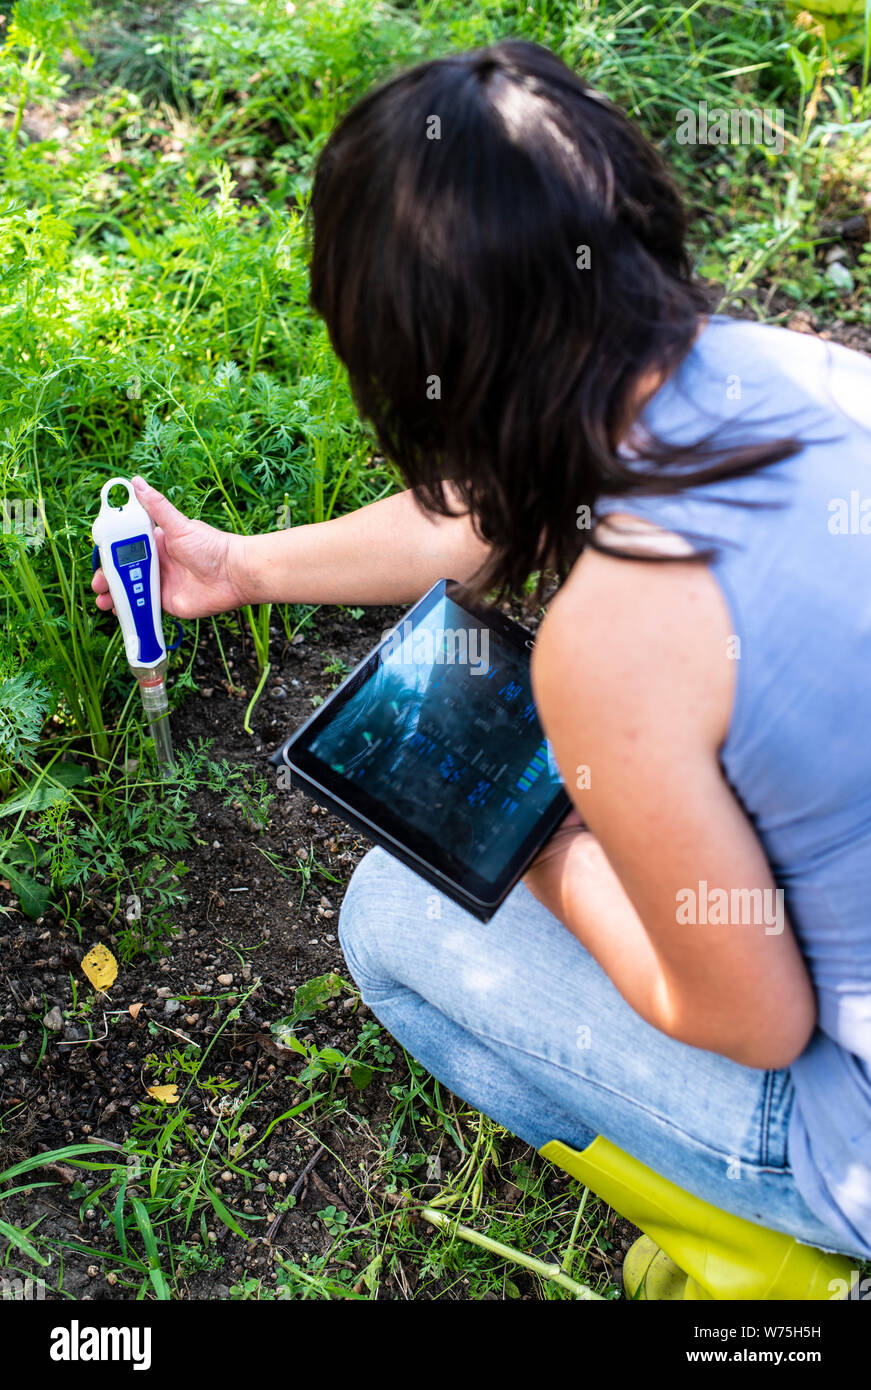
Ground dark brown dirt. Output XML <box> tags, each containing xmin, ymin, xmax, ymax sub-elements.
<box><xmin>0</xmin><ymin>603</ymin><xmax>631</xmax><ymax>1300</ymax></box>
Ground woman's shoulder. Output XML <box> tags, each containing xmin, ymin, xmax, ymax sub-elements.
<box><xmin>679</xmin><ymin>315</ymin><xmax>871</xmax><ymax>424</ymax></box>
<box><xmin>598</xmin><ymin>317</ymin><xmax>871</xmax><ymax>553</ymax></box>
<box><xmin>532</xmin><ymin>530</ymin><xmax>735</xmax><ymax>752</ymax></box>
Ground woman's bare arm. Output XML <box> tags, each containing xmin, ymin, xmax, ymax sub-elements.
<box><xmin>526</xmin><ymin>525</ymin><xmax>817</xmax><ymax>1070</ymax></box>
<box><xmin>235</xmin><ymin>486</ymin><xmax>492</xmax><ymax>607</ymax></box>
<box><xmin>93</xmin><ymin>477</ymin><xmax>492</xmax><ymax>619</ymax></box>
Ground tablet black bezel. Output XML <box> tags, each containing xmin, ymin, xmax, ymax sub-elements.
<box><xmin>270</xmin><ymin>579</ymin><xmax>572</xmax><ymax>916</ymax></box>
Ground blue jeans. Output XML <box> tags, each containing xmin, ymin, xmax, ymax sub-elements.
<box><xmin>338</xmin><ymin>847</ymin><xmax>867</xmax><ymax>1261</ymax></box>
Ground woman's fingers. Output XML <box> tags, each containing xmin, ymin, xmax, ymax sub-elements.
<box><xmin>132</xmin><ymin>476</ymin><xmax>188</xmax><ymax>536</ymax></box>
<box><xmin>91</xmin><ymin>567</ymin><xmax>116</xmax><ymax>614</ymax></box>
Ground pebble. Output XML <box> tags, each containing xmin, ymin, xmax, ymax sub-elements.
<box><xmin>826</xmin><ymin>260</ymin><xmax>854</xmax><ymax>292</ymax></box>
<box><xmin>43</xmin><ymin>1007</ymin><xmax>64</xmax><ymax>1032</ymax></box>
<box><xmin>217</xmin><ymin>973</ymin><xmax>233</xmax><ymax>986</ymax></box>
<box><xmin>164</xmin><ymin>999</ymin><xmax>182</xmax><ymax>1017</ymax></box>
<box><xmin>841</xmin><ymin>214</ymin><xmax>868</xmax><ymax>239</ymax></box>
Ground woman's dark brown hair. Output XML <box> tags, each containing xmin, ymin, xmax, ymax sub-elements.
<box><xmin>308</xmin><ymin>39</ymin><xmax>799</xmax><ymax>598</ymax></box>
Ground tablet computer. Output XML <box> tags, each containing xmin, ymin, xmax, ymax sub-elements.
<box><xmin>268</xmin><ymin>579</ymin><xmax>571</xmax><ymax>920</ymax></box>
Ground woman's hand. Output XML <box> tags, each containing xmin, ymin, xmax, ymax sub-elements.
<box><xmin>91</xmin><ymin>476</ymin><xmax>251</xmax><ymax>621</ymax></box>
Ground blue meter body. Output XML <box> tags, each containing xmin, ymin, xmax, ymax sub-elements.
<box><xmin>107</xmin><ymin>533</ymin><xmax>163</xmax><ymax>664</ymax></box>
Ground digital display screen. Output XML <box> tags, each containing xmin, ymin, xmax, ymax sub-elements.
<box><xmin>308</xmin><ymin>595</ymin><xmax>564</xmax><ymax>880</ymax></box>
<box><xmin>116</xmin><ymin>539</ymin><xmax>147</xmax><ymax>566</ymax></box>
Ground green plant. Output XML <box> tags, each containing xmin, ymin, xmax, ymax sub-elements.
<box><xmin>0</xmin><ymin>0</ymin><xmax>89</xmax><ymax>157</ymax></box>
<box><xmin>257</xmin><ymin>840</ymin><xmax>341</xmax><ymax>908</ymax></box>
<box><xmin>319</xmin><ymin>1203</ymin><xmax>349</xmax><ymax>1237</ymax></box>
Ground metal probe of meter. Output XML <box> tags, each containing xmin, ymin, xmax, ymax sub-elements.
<box><xmin>92</xmin><ymin>476</ymin><xmax>175</xmax><ymax>775</ymax></box>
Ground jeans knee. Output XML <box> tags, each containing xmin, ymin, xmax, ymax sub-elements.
<box><xmin>338</xmin><ymin>846</ymin><xmax>408</xmax><ymax>991</ymax></box>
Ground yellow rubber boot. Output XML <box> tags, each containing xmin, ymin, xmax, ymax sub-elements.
<box><xmin>622</xmin><ymin>1233</ymin><xmax>702</xmax><ymax>1300</ymax></box>
<box><xmin>540</xmin><ymin>1136</ymin><xmax>855</xmax><ymax>1300</ymax></box>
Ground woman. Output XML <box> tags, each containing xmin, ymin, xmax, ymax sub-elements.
<box><xmin>93</xmin><ymin>41</ymin><xmax>871</xmax><ymax>1298</ymax></box>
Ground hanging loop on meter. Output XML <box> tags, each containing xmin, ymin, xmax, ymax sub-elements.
<box><xmin>100</xmin><ymin>475</ymin><xmax>136</xmax><ymax>509</ymax></box>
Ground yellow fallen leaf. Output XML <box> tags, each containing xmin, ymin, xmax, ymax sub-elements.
<box><xmin>128</xmin><ymin>1002</ymin><xmax>144</xmax><ymax>1020</ymax></box>
<box><xmin>82</xmin><ymin>943</ymin><xmax>118</xmax><ymax>991</ymax></box>
<box><xmin>146</xmin><ymin>1084</ymin><xmax>179</xmax><ymax>1104</ymax></box>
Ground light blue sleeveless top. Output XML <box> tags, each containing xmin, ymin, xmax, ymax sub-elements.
<box><xmin>595</xmin><ymin>315</ymin><xmax>871</xmax><ymax>1254</ymax></box>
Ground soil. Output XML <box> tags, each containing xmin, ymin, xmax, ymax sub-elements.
<box><xmin>0</xmin><ymin>603</ymin><xmax>636</xmax><ymax>1300</ymax></box>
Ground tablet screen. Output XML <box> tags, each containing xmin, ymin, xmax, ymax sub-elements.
<box><xmin>306</xmin><ymin>592</ymin><xmax>564</xmax><ymax>880</ymax></box>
